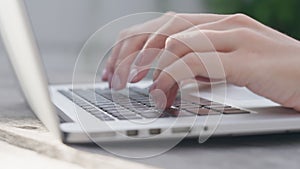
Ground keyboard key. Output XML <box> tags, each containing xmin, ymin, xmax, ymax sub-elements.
<box><xmin>211</xmin><ymin>106</ymin><xmax>233</xmax><ymax>112</ymax></box>
<box><xmin>139</xmin><ymin>110</ymin><xmax>161</xmax><ymax>118</ymax></box>
<box><xmin>118</xmin><ymin>116</ymin><xmax>142</xmax><ymax>120</ymax></box>
<box><xmin>60</xmin><ymin>87</ymin><xmax>249</xmax><ymax>122</ymax></box>
<box><xmin>185</xmin><ymin>107</ymin><xmax>220</xmax><ymax>115</ymax></box>
<box><xmin>102</xmin><ymin>117</ymin><xmax>115</xmax><ymax>121</ymax></box>
<box><xmin>223</xmin><ymin>109</ymin><xmax>250</xmax><ymax>114</ymax></box>
<box><xmin>140</xmin><ymin>113</ymin><xmax>160</xmax><ymax>118</ymax></box>
<box><xmin>94</xmin><ymin>114</ymin><xmax>114</xmax><ymax>121</ymax></box>
<box><xmin>181</xmin><ymin>104</ymin><xmax>202</xmax><ymax>109</ymax></box>
<box><xmin>164</xmin><ymin>108</ymin><xmax>195</xmax><ymax>117</ymax></box>
<box><xmin>204</xmin><ymin>103</ymin><xmax>228</xmax><ymax>108</ymax></box>
<box><xmin>113</xmin><ymin>110</ymin><xmax>137</xmax><ymax>116</ymax></box>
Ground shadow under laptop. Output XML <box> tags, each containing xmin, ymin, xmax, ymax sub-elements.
<box><xmin>69</xmin><ymin>132</ymin><xmax>300</xmax><ymax>158</ymax></box>
<box><xmin>179</xmin><ymin>132</ymin><xmax>300</xmax><ymax>148</ymax></box>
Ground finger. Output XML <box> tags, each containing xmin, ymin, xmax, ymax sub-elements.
<box><xmin>140</xmin><ymin>13</ymin><xmax>229</xmax><ymax>60</ymax></box>
<box><xmin>164</xmin><ymin>84</ymin><xmax>179</xmax><ymax>109</ymax></box>
<box><xmin>103</xmin><ymin>31</ymin><xmax>141</xmax><ymax>82</ymax></box>
<box><xmin>180</xmin><ymin>14</ymin><xmax>250</xmax><ymax>33</ymax></box>
<box><xmin>182</xmin><ymin>13</ymin><xmax>293</xmax><ymax>44</ymax></box>
<box><xmin>102</xmin><ymin>12</ymin><xmax>175</xmax><ymax>81</ymax></box>
<box><xmin>110</xmin><ymin>13</ymin><xmax>178</xmax><ymax>87</ymax></box>
<box><xmin>128</xmin><ymin>48</ymin><xmax>161</xmax><ymax>83</ymax></box>
<box><xmin>111</xmin><ymin>49</ymin><xmax>140</xmax><ymax>90</ymax></box>
<box><xmin>153</xmin><ymin>29</ymin><xmax>238</xmax><ymax>80</ymax></box>
<box><xmin>141</xmin><ymin>13</ymin><xmax>229</xmax><ymax>54</ymax></box>
<box><xmin>150</xmin><ymin>52</ymin><xmax>231</xmax><ymax>95</ymax></box>
<box><xmin>149</xmin><ymin>84</ymin><xmax>178</xmax><ymax>109</ymax></box>
<box><xmin>110</xmin><ymin>35</ymin><xmax>147</xmax><ymax>89</ymax></box>
<box><xmin>102</xmin><ymin>40</ymin><xmax>123</xmax><ymax>81</ymax></box>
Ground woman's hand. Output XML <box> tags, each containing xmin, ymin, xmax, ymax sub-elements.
<box><xmin>102</xmin><ymin>13</ymin><xmax>300</xmax><ymax>111</ymax></box>
<box><xmin>102</xmin><ymin>12</ymin><xmax>227</xmax><ymax>89</ymax></box>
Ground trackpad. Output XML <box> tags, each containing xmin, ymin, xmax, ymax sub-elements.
<box><xmin>187</xmin><ymin>84</ymin><xmax>280</xmax><ymax>108</ymax></box>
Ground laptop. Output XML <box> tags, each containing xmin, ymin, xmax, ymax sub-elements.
<box><xmin>1</xmin><ymin>0</ymin><xmax>300</xmax><ymax>144</ymax></box>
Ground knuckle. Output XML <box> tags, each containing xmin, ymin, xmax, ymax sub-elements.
<box><xmin>226</xmin><ymin>13</ymin><xmax>251</xmax><ymax>25</ymax></box>
<box><xmin>232</xmin><ymin>13</ymin><xmax>249</xmax><ymax>19</ymax></box>
<box><xmin>118</xmin><ymin>29</ymin><xmax>133</xmax><ymax>42</ymax></box>
<box><xmin>231</xmin><ymin>13</ymin><xmax>249</xmax><ymax>21</ymax></box>
<box><xmin>166</xmin><ymin>16</ymin><xmax>177</xmax><ymax>26</ymax></box>
<box><xmin>165</xmin><ymin>36</ymin><xmax>183</xmax><ymax>50</ymax></box>
<box><xmin>164</xmin><ymin>11</ymin><xmax>176</xmax><ymax>16</ymax></box>
<box><xmin>146</xmin><ymin>34</ymin><xmax>166</xmax><ymax>48</ymax></box>
<box><xmin>119</xmin><ymin>29</ymin><xmax>146</xmax><ymax>46</ymax></box>
<box><xmin>173</xmin><ymin>13</ymin><xmax>181</xmax><ymax>19</ymax></box>
<box><xmin>164</xmin><ymin>11</ymin><xmax>176</xmax><ymax>17</ymax></box>
<box><xmin>119</xmin><ymin>29</ymin><xmax>130</xmax><ymax>38</ymax></box>
<box><xmin>160</xmin><ymin>12</ymin><xmax>177</xmax><ymax>24</ymax></box>
<box><xmin>168</xmin><ymin>13</ymin><xmax>189</xmax><ymax>27</ymax></box>
<box><xmin>166</xmin><ymin>13</ymin><xmax>183</xmax><ymax>26</ymax></box>
<box><xmin>119</xmin><ymin>27</ymin><xmax>138</xmax><ymax>39</ymax></box>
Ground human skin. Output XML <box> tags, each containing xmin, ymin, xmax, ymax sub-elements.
<box><xmin>102</xmin><ymin>13</ymin><xmax>300</xmax><ymax>111</ymax></box>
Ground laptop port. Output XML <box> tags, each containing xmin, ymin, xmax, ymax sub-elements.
<box><xmin>149</xmin><ymin>128</ymin><xmax>161</xmax><ymax>135</ymax></box>
<box><xmin>172</xmin><ymin>127</ymin><xmax>191</xmax><ymax>134</ymax></box>
<box><xmin>89</xmin><ymin>132</ymin><xmax>116</xmax><ymax>138</ymax></box>
<box><xmin>126</xmin><ymin>130</ymin><xmax>138</xmax><ymax>136</ymax></box>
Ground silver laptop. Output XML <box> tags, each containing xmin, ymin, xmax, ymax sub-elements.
<box><xmin>1</xmin><ymin>0</ymin><xmax>300</xmax><ymax>144</ymax></box>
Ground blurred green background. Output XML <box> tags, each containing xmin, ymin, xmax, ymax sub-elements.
<box><xmin>206</xmin><ymin>0</ymin><xmax>300</xmax><ymax>40</ymax></box>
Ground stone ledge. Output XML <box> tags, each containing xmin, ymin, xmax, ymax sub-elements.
<box><xmin>0</xmin><ymin>120</ymin><xmax>158</xmax><ymax>169</ymax></box>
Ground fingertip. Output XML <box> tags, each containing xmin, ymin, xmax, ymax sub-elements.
<box><xmin>111</xmin><ymin>73</ymin><xmax>126</xmax><ymax>90</ymax></box>
<box><xmin>165</xmin><ymin>85</ymin><xmax>179</xmax><ymax>108</ymax></box>
<box><xmin>152</xmin><ymin>70</ymin><xmax>160</xmax><ymax>81</ymax></box>
<box><xmin>148</xmin><ymin>82</ymin><xmax>178</xmax><ymax>110</ymax></box>
<box><xmin>111</xmin><ymin>64</ymin><xmax>132</xmax><ymax>90</ymax></box>
<box><xmin>102</xmin><ymin>76</ymin><xmax>108</xmax><ymax>81</ymax></box>
<box><xmin>129</xmin><ymin>69</ymin><xmax>149</xmax><ymax>83</ymax></box>
<box><xmin>108</xmin><ymin>72</ymin><xmax>113</xmax><ymax>89</ymax></box>
<box><xmin>149</xmin><ymin>80</ymin><xmax>158</xmax><ymax>92</ymax></box>
<box><xmin>153</xmin><ymin>70</ymin><xmax>176</xmax><ymax>94</ymax></box>
<box><xmin>149</xmin><ymin>88</ymin><xmax>167</xmax><ymax>110</ymax></box>
<box><xmin>128</xmin><ymin>68</ymin><xmax>138</xmax><ymax>83</ymax></box>
<box><xmin>129</xmin><ymin>76</ymin><xmax>141</xmax><ymax>83</ymax></box>
<box><xmin>101</xmin><ymin>69</ymin><xmax>109</xmax><ymax>81</ymax></box>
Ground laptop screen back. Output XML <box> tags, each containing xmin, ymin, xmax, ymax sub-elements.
<box><xmin>0</xmin><ymin>0</ymin><xmax>61</xmax><ymax>140</ymax></box>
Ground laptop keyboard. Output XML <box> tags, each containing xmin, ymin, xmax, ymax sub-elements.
<box><xmin>58</xmin><ymin>87</ymin><xmax>250</xmax><ymax>121</ymax></box>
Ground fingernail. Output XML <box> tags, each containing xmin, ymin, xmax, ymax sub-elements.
<box><xmin>134</xmin><ymin>51</ymin><xmax>144</xmax><ymax>66</ymax></box>
<box><xmin>112</xmin><ymin>74</ymin><xmax>122</xmax><ymax>90</ymax></box>
<box><xmin>149</xmin><ymin>89</ymin><xmax>166</xmax><ymax>110</ymax></box>
<box><xmin>128</xmin><ymin>68</ymin><xmax>138</xmax><ymax>82</ymax></box>
<box><xmin>108</xmin><ymin>73</ymin><xmax>113</xmax><ymax>88</ymax></box>
<box><xmin>149</xmin><ymin>81</ymin><xmax>157</xmax><ymax>92</ymax></box>
<box><xmin>152</xmin><ymin>70</ymin><xmax>160</xmax><ymax>81</ymax></box>
<box><xmin>102</xmin><ymin>69</ymin><xmax>109</xmax><ymax>80</ymax></box>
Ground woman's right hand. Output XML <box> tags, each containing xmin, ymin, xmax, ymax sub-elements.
<box><xmin>102</xmin><ymin>12</ymin><xmax>300</xmax><ymax>111</ymax></box>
